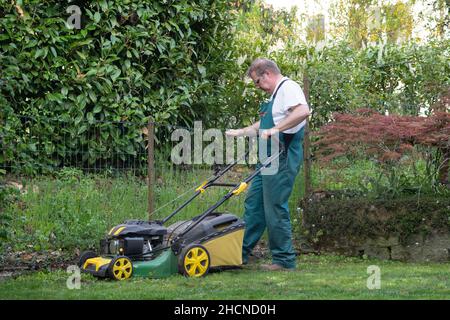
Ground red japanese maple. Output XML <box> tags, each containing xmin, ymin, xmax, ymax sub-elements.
<box><xmin>314</xmin><ymin>109</ymin><xmax>450</xmax><ymax>185</ymax></box>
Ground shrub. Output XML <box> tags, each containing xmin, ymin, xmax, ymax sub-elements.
<box><xmin>314</xmin><ymin>109</ymin><xmax>450</xmax><ymax>192</ymax></box>
<box><xmin>302</xmin><ymin>192</ymin><xmax>450</xmax><ymax>246</ymax></box>
<box><xmin>0</xmin><ymin>0</ymin><xmax>237</xmax><ymax>173</ymax></box>
<box><xmin>0</xmin><ymin>183</ymin><xmax>19</xmax><ymax>243</ymax></box>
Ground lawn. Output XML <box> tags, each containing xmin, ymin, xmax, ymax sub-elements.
<box><xmin>1</xmin><ymin>159</ymin><xmax>449</xmax><ymax>300</ymax></box>
<box><xmin>1</xmin><ymin>254</ymin><xmax>449</xmax><ymax>300</ymax></box>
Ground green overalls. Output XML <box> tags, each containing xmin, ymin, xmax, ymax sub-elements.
<box><xmin>242</xmin><ymin>79</ymin><xmax>304</xmax><ymax>269</ymax></box>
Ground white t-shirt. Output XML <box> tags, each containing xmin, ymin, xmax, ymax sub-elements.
<box><xmin>269</xmin><ymin>77</ymin><xmax>309</xmax><ymax>134</ymax></box>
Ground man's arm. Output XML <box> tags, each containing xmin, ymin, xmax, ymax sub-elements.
<box><xmin>261</xmin><ymin>104</ymin><xmax>310</xmax><ymax>139</ymax></box>
<box><xmin>226</xmin><ymin>120</ymin><xmax>260</xmax><ymax>137</ymax></box>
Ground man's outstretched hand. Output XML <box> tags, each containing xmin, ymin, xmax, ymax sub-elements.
<box><xmin>225</xmin><ymin>129</ymin><xmax>244</xmax><ymax>137</ymax></box>
<box><xmin>225</xmin><ymin>128</ymin><xmax>278</xmax><ymax>139</ymax></box>
<box><xmin>260</xmin><ymin>128</ymin><xmax>278</xmax><ymax>140</ymax></box>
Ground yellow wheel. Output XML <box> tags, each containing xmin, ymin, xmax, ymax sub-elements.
<box><xmin>108</xmin><ymin>256</ymin><xmax>133</xmax><ymax>281</ymax></box>
<box><xmin>178</xmin><ymin>244</ymin><xmax>210</xmax><ymax>278</ymax></box>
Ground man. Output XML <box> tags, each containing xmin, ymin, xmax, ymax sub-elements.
<box><xmin>226</xmin><ymin>58</ymin><xmax>310</xmax><ymax>271</ymax></box>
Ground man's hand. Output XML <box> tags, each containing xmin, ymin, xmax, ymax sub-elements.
<box><xmin>226</xmin><ymin>122</ymin><xmax>260</xmax><ymax>137</ymax></box>
<box><xmin>260</xmin><ymin>128</ymin><xmax>279</xmax><ymax>140</ymax></box>
<box><xmin>225</xmin><ymin>129</ymin><xmax>244</xmax><ymax>137</ymax></box>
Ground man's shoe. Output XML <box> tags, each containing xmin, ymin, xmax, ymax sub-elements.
<box><xmin>243</xmin><ymin>254</ymin><xmax>260</xmax><ymax>265</ymax></box>
<box><xmin>260</xmin><ymin>263</ymin><xmax>295</xmax><ymax>271</ymax></box>
<box><xmin>247</xmin><ymin>254</ymin><xmax>259</xmax><ymax>264</ymax></box>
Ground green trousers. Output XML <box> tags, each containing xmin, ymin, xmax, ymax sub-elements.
<box><xmin>242</xmin><ymin>128</ymin><xmax>304</xmax><ymax>269</ymax></box>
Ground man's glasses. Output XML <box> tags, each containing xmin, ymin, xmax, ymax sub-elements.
<box><xmin>253</xmin><ymin>74</ymin><xmax>264</xmax><ymax>85</ymax></box>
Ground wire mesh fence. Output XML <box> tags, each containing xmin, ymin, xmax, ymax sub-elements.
<box><xmin>1</xmin><ymin>116</ymin><xmax>151</xmax><ymax>175</ymax></box>
<box><xmin>0</xmin><ymin>116</ymin><xmax>248</xmax><ymax>174</ymax></box>
<box><xmin>0</xmin><ymin>115</ymin><xmax>254</xmax><ymax>221</ymax></box>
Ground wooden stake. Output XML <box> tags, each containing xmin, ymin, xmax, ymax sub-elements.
<box><xmin>147</xmin><ymin>119</ymin><xmax>155</xmax><ymax>220</ymax></box>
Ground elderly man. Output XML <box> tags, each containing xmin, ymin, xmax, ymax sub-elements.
<box><xmin>226</xmin><ymin>58</ymin><xmax>310</xmax><ymax>271</ymax></box>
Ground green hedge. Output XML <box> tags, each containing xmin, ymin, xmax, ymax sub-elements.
<box><xmin>0</xmin><ymin>0</ymin><xmax>236</xmax><ymax>173</ymax></box>
<box><xmin>2</xmin><ymin>1</ymin><xmax>448</xmax><ymax>174</ymax></box>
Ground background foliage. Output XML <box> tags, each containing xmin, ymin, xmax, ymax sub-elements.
<box><xmin>1</xmin><ymin>0</ymin><xmax>449</xmax><ymax>172</ymax></box>
<box><xmin>304</xmin><ymin>40</ymin><xmax>450</xmax><ymax>129</ymax></box>
<box><xmin>0</xmin><ymin>0</ymin><xmax>237</xmax><ymax>173</ymax></box>
<box><xmin>314</xmin><ymin>110</ymin><xmax>450</xmax><ymax>190</ymax></box>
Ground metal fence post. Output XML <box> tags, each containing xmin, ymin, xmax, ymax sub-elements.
<box><xmin>303</xmin><ymin>73</ymin><xmax>312</xmax><ymax>199</ymax></box>
<box><xmin>297</xmin><ymin>71</ymin><xmax>314</xmax><ymax>252</ymax></box>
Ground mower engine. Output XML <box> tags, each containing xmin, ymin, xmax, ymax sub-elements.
<box><xmin>79</xmin><ymin>220</ymin><xmax>169</xmax><ymax>280</ymax></box>
<box><xmin>101</xmin><ymin>220</ymin><xmax>168</xmax><ymax>257</ymax></box>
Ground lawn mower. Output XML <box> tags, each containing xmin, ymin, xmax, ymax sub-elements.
<box><xmin>79</xmin><ymin>143</ymin><xmax>283</xmax><ymax>280</ymax></box>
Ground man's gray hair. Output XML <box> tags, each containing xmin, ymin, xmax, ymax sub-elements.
<box><xmin>246</xmin><ymin>58</ymin><xmax>281</xmax><ymax>77</ymax></box>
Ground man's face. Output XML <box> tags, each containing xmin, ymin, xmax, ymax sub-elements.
<box><xmin>250</xmin><ymin>71</ymin><xmax>271</xmax><ymax>93</ymax></box>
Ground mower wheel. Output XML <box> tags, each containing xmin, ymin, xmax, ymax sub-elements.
<box><xmin>108</xmin><ymin>256</ymin><xmax>133</xmax><ymax>281</ymax></box>
<box><xmin>178</xmin><ymin>244</ymin><xmax>210</xmax><ymax>278</ymax></box>
<box><xmin>78</xmin><ymin>250</ymin><xmax>98</xmax><ymax>268</ymax></box>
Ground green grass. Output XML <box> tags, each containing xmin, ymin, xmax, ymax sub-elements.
<box><xmin>1</xmin><ymin>166</ymin><xmax>253</xmax><ymax>252</ymax></box>
<box><xmin>1</xmin><ymin>254</ymin><xmax>449</xmax><ymax>300</ymax></box>
<box><xmin>2</xmin><ymin>158</ymin><xmax>448</xmax><ymax>300</ymax></box>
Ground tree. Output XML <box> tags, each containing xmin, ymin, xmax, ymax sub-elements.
<box><xmin>314</xmin><ymin>109</ymin><xmax>450</xmax><ymax>187</ymax></box>
<box><xmin>329</xmin><ymin>0</ymin><xmax>414</xmax><ymax>47</ymax></box>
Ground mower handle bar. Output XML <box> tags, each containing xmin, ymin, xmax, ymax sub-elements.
<box><xmin>160</xmin><ymin>134</ymin><xmax>285</xmax><ymax>226</ymax></box>
<box><xmin>170</xmin><ymin>143</ymin><xmax>284</xmax><ymax>241</ymax></box>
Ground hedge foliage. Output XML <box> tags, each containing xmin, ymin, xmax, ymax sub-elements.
<box><xmin>1</xmin><ymin>1</ymin><xmax>449</xmax><ymax>173</ymax></box>
<box><xmin>0</xmin><ymin>0</ymin><xmax>237</xmax><ymax>173</ymax></box>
